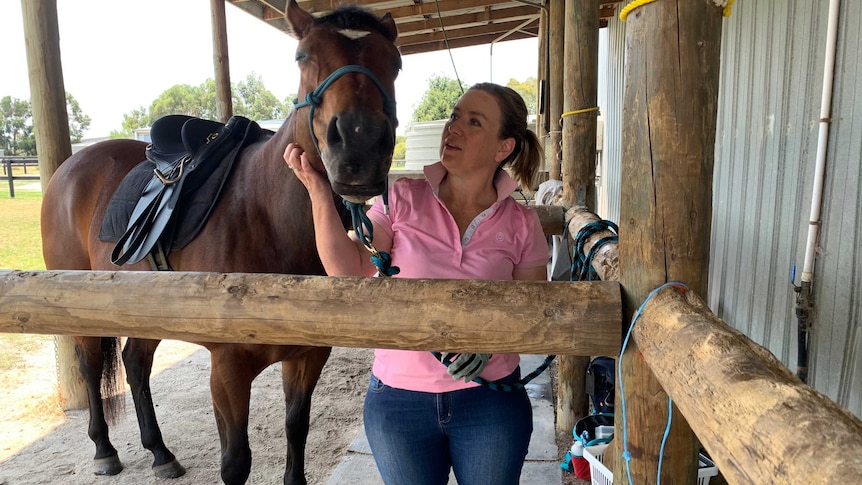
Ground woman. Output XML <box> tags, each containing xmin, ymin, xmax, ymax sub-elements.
<box><xmin>284</xmin><ymin>82</ymin><xmax>547</xmax><ymax>485</ymax></box>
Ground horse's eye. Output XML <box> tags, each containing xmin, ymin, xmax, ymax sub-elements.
<box><xmin>295</xmin><ymin>53</ymin><xmax>308</xmax><ymax>63</ymax></box>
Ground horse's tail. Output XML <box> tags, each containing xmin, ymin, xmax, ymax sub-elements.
<box><xmin>100</xmin><ymin>337</ymin><xmax>126</xmax><ymax>424</ymax></box>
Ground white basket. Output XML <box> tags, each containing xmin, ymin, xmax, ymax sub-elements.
<box><xmin>583</xmin><ymin>443</ymin><xmax>718</xmax><ymax>485</ymax></box>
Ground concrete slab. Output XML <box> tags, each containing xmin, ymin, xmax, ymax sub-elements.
<box><xmin>327</xmin><ymin>355</ymin><xmax>561</xmax><ymax>484</ymax></box>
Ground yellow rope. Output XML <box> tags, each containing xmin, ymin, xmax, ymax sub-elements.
<box><xmin>560</xmin><ymin>107</ymin><xmax>600</xmax><ymax>121</ymax></box>
<box><xmin>619</xmin><ymin>0</ymin><xmax>658</xmax><ymax>22</ymax></box>
<box><xmin>723</xmin><ymin>0</ymin><xmax>735</xmax><ymax>17</ymax></box>
<box><xmin>619</xmin><ymin>0</ymin><xmax>735</xmax><ymax>22</ymax></box>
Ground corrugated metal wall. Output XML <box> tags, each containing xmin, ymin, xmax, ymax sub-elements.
<box><xmin>600</xmin><ymin>1</ymin><xmax>861</xmax><ymax>417</ymax></box>
<box><xmin>710</xmin><ymin>0</ymin><xmax>862</xmax><ymax>417</ymax></box>
<box><xmin>598</xmin><ymin>16</ymin><xmax>625</xmax><ymax>223</ymax></box>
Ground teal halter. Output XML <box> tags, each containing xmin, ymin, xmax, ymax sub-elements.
<box><xmin>292</xmin><ymin>65</ymin><xmax>397</xmax><ymax>156</ymax></box>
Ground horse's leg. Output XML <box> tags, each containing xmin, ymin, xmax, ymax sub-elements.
<box><xmin>122</xmin><ymin>338</ymin><xmax>186</xmax><ymax>478</ymax></box>
<box><xmin>281</xmin><ymin>347</ymin><xmax>332</xmax><ymax>485</ymax></box>
<box><xmin>209</xmin><ymin>346</ymin><xmax>269</xmax><ymax>485</ymax></box>
<box><xmin>76</xmin><ymin>336</ymin><xmax>123</xmax><ymax>475</ymax></box>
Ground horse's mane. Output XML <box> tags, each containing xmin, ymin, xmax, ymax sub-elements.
<box><xmin>317</xmin><ymin>6</ymin><xmax>392</xmax><ymax>38</ymax></box>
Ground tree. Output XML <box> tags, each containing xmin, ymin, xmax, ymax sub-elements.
<box><xmin>0</xmin><ymin>96</ymin><xmax>31</xmax><ymax>155</ymax></box>
<box><xmin>112</xmin><ymin>72</ymin><xmax>292</xmax><ymax>138</ymax></box>
<box><xmin>393</xmin><ymin>135</ymin><xmax>406</xmax><ymax>162</ymax></box>
<box><xmin>506</xmin><ymin>77</ymin><xmax>538</xmax><ymax>115</ymax></box>
<box><xmin>66</xmin><ymin>93</ymin><xmax>91</xmax><ymax>143</ymax></box>
<box><xmin>1</xmin><ymin>93</ymin><xmax>89</xmax><ymax>155</ymax></box>
<box><xmin>412</xmin><ymin>75</ymin><xmax>467</xmax><ymax>123</ymax></box>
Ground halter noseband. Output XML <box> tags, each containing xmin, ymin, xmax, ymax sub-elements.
<box><xmin>292</xmin><ymin>65</ymin><xmax>397</xmax><ymax>156</ymax></box>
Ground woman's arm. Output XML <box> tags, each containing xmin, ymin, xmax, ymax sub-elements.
<box><xmin>284</xmin><ymin>143</ymin><xmax>390</xmax><ymax>277</ymax></box>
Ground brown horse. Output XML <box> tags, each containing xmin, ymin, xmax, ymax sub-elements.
<box><xmin>39</xmin><ymin>1</ymin><xmax>400</xmax><ymax>484</ymax></box>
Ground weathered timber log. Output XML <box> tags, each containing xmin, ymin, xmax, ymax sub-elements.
<box><xmin>533</xmin><ymin>204</ymin><xmax>565</xmax><ymax>235</ymax></box>
<box><xmin>566</xmin><ymin>206</ymin><xmax>619</xmax><ymax>281</ymax></box>
<box><xmin>615</xmin><ymin>0</ymin><xmax>722</xmax><ymax>480</ymax></box>
<box><xmin>21</xmin><ymin>0</ymin><xmax>84</xmax><ymax>409</ymax></box>
<box><xmin>0</xmin><ymin>270</ymin><xmax>621</xmax><ymax>356</ymax></box>
<box><xmin>634</xmin><ymin>286</ymin><xmax>862</xmax><ymax>484</ymax></box>
<box><xmin>210</xmin><ymin>0</ymin><xmax>233</xmax><ymax>122</ymax></box>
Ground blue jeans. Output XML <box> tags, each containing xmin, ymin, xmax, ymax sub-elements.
<box><xmin>363</xmin><ymin>369</ymin><xmax>532</xmax><ymax>485</ymax></box>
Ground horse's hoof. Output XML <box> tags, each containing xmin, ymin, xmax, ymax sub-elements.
<box><xmin>153</xmin><ymin>460</ymin><xmax>186</xmax><ymax>479</ymax></box>
<box><xmin>93</xmin><ymin>455</ymin><xmax>123</xmax><ymax>476</ymax></box>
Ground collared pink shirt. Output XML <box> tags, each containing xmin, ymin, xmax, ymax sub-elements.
<box><xmin>366</xmin><ymin>162</ymin><xmax>548</xmax><ymax>392</ymax></box>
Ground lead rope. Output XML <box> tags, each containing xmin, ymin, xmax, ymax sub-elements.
<box><xmin>342</xmin><ymin>184</ymin><xmax>399</xmax><ymax>277</ymax></box>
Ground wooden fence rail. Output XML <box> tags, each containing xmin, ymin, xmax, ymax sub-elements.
<box><xmin>0</xmin><ymin>270</ymin><xmax>622</xmax><ymax>356</ymax></box>
<box><xmin>2</xmin><ymin>158</ymin><xmax>40</xmax><ymax>198</ymax></box>
<box><xmin>632</xmin><ymin>285</ymin><xmax>862</xmax><ymax>484</ymax></box>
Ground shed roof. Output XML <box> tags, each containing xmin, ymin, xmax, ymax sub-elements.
<box><xmin>230</xmin><ymin>0</ymin><xmax>624</xmax><ymax>55</ymax></box>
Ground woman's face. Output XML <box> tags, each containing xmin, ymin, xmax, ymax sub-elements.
<box><xmin>439</xmin><ymin>89</ymin><xmax>515</xmax><ymax>174</ymax></box>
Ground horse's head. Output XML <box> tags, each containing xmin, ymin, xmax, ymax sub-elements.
<box><xmin>286</xmin><ymin>0</ymin><xmax>401</xmax><ymax>203</ymax></box>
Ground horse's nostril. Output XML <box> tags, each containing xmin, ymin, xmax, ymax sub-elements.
<box><xmin>326</xmin><ymin>116</ymin><xmax>343</xmax><ymax>147</ymax></box>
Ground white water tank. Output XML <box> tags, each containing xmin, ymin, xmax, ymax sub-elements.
<box><xmin>403</xmin><ymin>119</ymin><xmax>446</xmax><ymax>171</ymax></box>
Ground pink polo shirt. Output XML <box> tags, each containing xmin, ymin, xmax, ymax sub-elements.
<box><xmin>366</xmin><ymin>162</ymin><xmax>548</xmax><ymax>392</ymax></box>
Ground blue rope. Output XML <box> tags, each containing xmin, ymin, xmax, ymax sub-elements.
<box><xmin>618</xmin><ymin>282</ymin><xmax>689</xmax><ymax>485</ymax></box>
<box><xmin>432</xmin><ymin>352</ymin><xmax>556</xmax><ymax>392</ymax></box>
<box><xmin>570</xmin><ymin>219</ymin><xmax>618</xmax><ymax>281</ymax></box>
<box><xmin>293</xmin><ymin>65</ymin><xmax>397</xmax><ymax>156</ymax></box>
<box><xmin>343</xmin><ymin>198</ymin><xmax>399</xmax><ymax>277</ymax></box>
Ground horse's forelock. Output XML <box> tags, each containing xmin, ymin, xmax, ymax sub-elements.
<box><xmin>317</xmin><ymin>6</ymin><xmax>391</xmax><ymax>39</ymax></box>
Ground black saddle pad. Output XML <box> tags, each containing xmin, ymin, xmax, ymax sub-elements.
<box><xmin>99</xmin><ymin>116</ymin><xmax>272</xmax><ymax>257</ymax></box>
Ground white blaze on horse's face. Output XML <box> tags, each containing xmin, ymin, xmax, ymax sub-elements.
<box><xmin>338</xmin><ymin>29</ymin><xmax>371</xmax><ymax>40</ymax></box>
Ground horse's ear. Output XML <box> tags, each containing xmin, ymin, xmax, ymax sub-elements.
<box><xmin>379</xmin><ymin>12</ymin><xmax>398</xmax><ymax>42</ymax></box>
<box><xmin>285</xmin><ymin>0</ymin><xmax>314</xmax><ymax>40</ymax></box>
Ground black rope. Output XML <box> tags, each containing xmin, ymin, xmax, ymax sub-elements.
<box><xmin>570</xmin><ymin>219</ymin><xmax>618</xmax><ymax>281</ymax></box>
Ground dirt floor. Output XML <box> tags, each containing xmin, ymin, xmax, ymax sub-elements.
<box><xmin>0</xmin><ymin>339</ymin><xmax>586</xmax><ymax>484</ymax></box>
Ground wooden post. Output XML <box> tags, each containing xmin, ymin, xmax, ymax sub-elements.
<box><xmin>615</xmin><ymin>1</ymin><xmax>722</xmax><ymax>482</ymax></box>
<box><xmin>211</xmin><ymin>0</ymin><xmax>233</xmax><ymax>123</ymax></box>
<box><xmin>634</xmin><ymin>286</ymin><xmax>862</xmax><ymax>483</ymax></box>
<box><xmin>0</xmin><ymin>271</ymin><xmax>622</xmax><ymax>357</ymax></box>
<box><xmin>548</xmin><ymin>0</ymin><xmax>565</xmax><ymax>181</ymax></box>
<box><xmin>537</xmin><ymin>8</ymin><xmax>548</xmax><ymax>148</ymax></box>
<box><xmin>555</xmin><ymin>0</ymin><xmax>601</xmax><ymax>435</ymax></box>
<box><xmin>561</xmin><ymin>0</ymin><xmax>599</xmax><ymax>209</ymax></box>
<box><xmin>20</xmin><ymin>0</ymin><xmax>86</xmax><ymax>410</ymax></box>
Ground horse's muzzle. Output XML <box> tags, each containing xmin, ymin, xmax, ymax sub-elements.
<box><xmin>323</xmin><ymin>110</ymin><xmax>394</xmax><ymax>201</ymax></box>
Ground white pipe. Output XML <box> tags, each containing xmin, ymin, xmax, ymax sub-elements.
<box><xmin>801</xmin><ymin>0</ymin><xmax>841</xmax><ymax>283</ymax></box>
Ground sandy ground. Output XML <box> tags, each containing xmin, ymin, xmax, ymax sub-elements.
<box><xmin>0</xmin><ymin>340</ymin><xmax>373</xmax><ymax>484</ymax></box>
<box><xmin>0</xmin><ymin>339</ymin><xmax>587</xmax><ymax>485</ymax></box>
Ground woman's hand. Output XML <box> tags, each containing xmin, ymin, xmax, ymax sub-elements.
<box><xmin>283</xmin><ymin>143</ymin><xmax>330</xmax><ymax>198</ymax></box>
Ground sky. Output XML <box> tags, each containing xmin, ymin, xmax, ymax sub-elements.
<box><xmin>0</xmin><ymin>0</ymin><xmax>540</xmax><ymax>138</ymax></box>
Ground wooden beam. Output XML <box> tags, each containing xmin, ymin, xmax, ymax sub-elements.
<box><xmin>555</xmin><ymin>0</ymin><xmax>601</xmax><ymax>436</ymax></box>
<box><xmin>634</xmin><ymin>286</ymin><xmax>862</xmax><ymax>484</ymax></box>
<box><xmin>396</xmin><ymin>6</ymin><xmax>539</xmax><ymax>37</ymax></box>
<box><xmin>547</xmin><ymin>0</ymin><xmax>564</xmax><ymax>181</ymax></box>
<box><xmin>20</xmin><ymin>0</ymin><xmax>85</xmax><ymax>411</ymax></box>
<box><xmin>615</xmin><ymin>0</ymin><xmax>723</xmax><ymax>482</ymax></box>
<box><xmin>398</xmin><ymin>18</ymin><xmax>538</xmax><ymax>46</ymax></box>
<box><xmin>566</xmin><ymin>206</ymin><xmax>618</xmax><ymax>281</ymax></box>
<box><xmin>211</xmin><ymin>0</ymin><xmax>233</xmax><ymax>123</ymax></box>
<box><xmin>561</xmin><ymin>0</ymin><xmax>599</xmax><ymax>208</ymax></box>
<box><xmin>0</xmin><ymin>271</ymin><xmax>622</xmax><ymax>356</ymax></box>
<box><xmin>399</xmin><ymin>30</ymin><xmax>537</xmax><ymax>56</ymax></box>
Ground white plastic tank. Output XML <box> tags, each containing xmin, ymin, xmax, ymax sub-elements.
<box><xmin>403</xmin><ymin>119</ymin><xmax>447</xmax><ymax>171</ymax></box>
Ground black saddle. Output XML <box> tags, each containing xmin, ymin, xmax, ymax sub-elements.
<box><xmin>99</xmin><ymin>115</ymin><xmax>269</xmax><ymax>266</ymax></box>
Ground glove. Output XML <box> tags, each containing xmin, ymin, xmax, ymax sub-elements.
<box><xmin>437</xmin><ymin>352</ymin><xmax>492</xmax><ymax>382</ymax></box>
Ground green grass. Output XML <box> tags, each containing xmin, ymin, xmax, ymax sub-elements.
<box><xmin>0</xmin><ymin>187</ymin><xmax>45</xmax><ymax>271</ymax></box>
<box><xmin>0</xmin><ymin>181</ymin><xmax>48</xmax><ymax>370</ymax></box>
